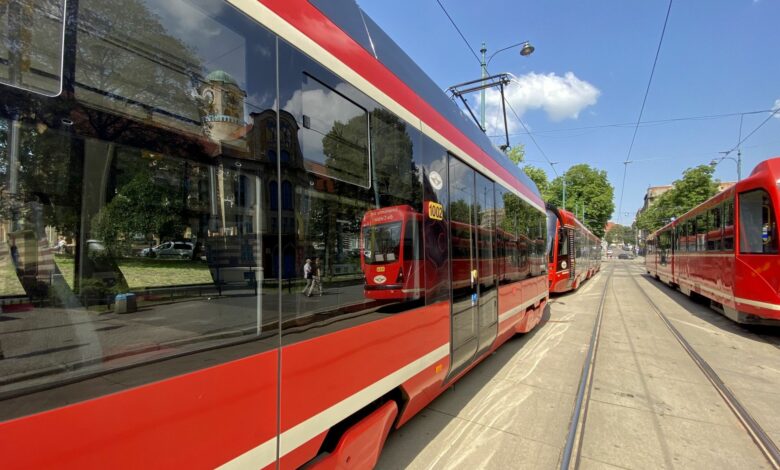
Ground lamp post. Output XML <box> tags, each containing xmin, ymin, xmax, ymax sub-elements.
<box><xmin>480</xmin><ymin>41</ymin><xmax>534</xmax><ymax>129</ymax></box>
<box><xmin>711</xmin><ymin>113</ymin><xmax>744</xmax><ymax>181</ymax></box>
<box><xmin>711</xmin><ymin>152</ymin><xmax>742</xmax><ymax>181</ymax></box>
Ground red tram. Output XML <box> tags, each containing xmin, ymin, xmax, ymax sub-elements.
<box><xmin>0</xmin><ymin>0</ymin><xmax>550</xmax><ymax>468</ymax></box>
<box><xmin>547</xmin><ymin>205</ymin><xmax>603</xmax><ymax>293</ymax></box>
<box><xmin>646</xmin><ymin>158</ymin><xmax>780</xmax><ymax>325</ymax></box>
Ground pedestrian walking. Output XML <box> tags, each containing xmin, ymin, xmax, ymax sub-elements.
<box><xmin>306</xmin><ymin>258</ymin><xmax>323</xmax><ymax>297</ymax></box>
<box><xmin>301</xmin><ymin>258</ymin><xmax>313</xmax><ymax>295</ymax></box>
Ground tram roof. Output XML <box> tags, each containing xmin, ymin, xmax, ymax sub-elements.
<box><xmin>308</xmin><ymin>0</ymin><xmax>541</xmax><ymax>200</ymax></box>
<box><xmin>649</xmin><ymin>156</ymin><xmax>780</xmax><ymax>237</ymax></box>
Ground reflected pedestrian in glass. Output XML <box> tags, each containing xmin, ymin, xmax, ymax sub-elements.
<box><xmin>301</xmin><ymin>258</ymin><xmax>313</xmax><ymax>295</ymax></box>
<box><xmin>306</xmin><ymin>257</ymin><xmax>323</xmax><ymax>297</ymax></box>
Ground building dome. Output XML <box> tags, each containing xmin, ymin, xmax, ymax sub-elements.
<box><xmin>205</xmin><ymin>70</ymin><xmax>239</xmax><ymax>87</ymax></box>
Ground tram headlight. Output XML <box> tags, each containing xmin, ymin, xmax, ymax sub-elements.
<box><xmin>560</xmin><ymin>260</ymin><xmax>567</xmax><ymax>270</ymax></box>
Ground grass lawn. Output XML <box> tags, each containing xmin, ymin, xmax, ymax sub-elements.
<box><xmin>55</xmin><ymin>256</ymin><xmax>213</xmax><ymax>289</ymax></box>
<box><xmin>118</xmin><ymin>258</ymin><xmax>213</xmax><ymax>288</ymax></box>
<box><xmin>0</xmin><ymin>255</ymin><xmax>26</xmax><ymax>296</ymax></box>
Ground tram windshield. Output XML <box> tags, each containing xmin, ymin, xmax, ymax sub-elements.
<box><xmin>362</xmin><ymin>222</ymin><xmax>402</xmax><ymax>264</ymax></box>
<box><xmin>546</xmin><ymin>210</ymin><xmax>557</xmax><ymax>262</ymax></box>
<box><xmin>739</xmin><ymin>189</ymin><xmax>777</xmax><ymax>254</ymax></box>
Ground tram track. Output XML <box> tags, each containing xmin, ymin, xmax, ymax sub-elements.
<box><xmin>624</xmin><ymin>263</ymin><xmax>780</xmax><ymax>470</ymax></box>
<box><xmin>559</xmin><ymin>265</ymin><xmax>613</xmax><ymax>470</ymax></box>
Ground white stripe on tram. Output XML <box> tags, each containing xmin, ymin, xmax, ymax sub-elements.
<box><xmin>224</xmin><ymin>0</ymin><xmax>544</xmax><ymax>213</ymax></box>
<box><xmin>676</xmin><ymin>279</ymin><xmax>780</xmax><ymax>312</ymax></box>
<box><xmin>734</xmin><ymin>297</ymin><xmax>780</xmax><ymax>311</ymax></box>
<box><xmin>218</xmin><ymin>343</ymin><xmax>450</xmax><ymax>469</ymax></box>
<box><xmin>498</xmin><ymin>292</ymin><xmax>547</xmax><ymax>324</ymax></box>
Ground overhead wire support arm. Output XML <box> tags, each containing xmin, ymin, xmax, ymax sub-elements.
<box><xmin>448</xmin><ymin>73</ymin><xmax>512</xmax><ymax>149</ymax></box>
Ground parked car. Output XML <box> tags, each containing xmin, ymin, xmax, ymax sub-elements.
<box><xmin>141</xmin><ymin>241</ymin><xmax>193</xmax><ymax>259</ymax></box>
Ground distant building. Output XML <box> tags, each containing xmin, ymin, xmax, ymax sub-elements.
<box><xmin>641</xmin><ymin>185</ymin><xmax>673</xmax><ymax>213</ymax></box>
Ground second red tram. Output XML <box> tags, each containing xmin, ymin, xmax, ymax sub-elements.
<box><xmin>547</xmin><ymin>205</ymin><xmax>602</xmax><ymax>293</ymax></box>
<box><xmin>646</xmin><ymin>157</ymin><xmax>780</xmax><ymax>325</ymax></box>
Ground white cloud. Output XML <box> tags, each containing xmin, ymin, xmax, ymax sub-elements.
<box><xmin>478</xmin><ymin>72</ymin><xmax>600</xmax><ymax>134</ymax></box>
<box><xmin>773</xmin><ymin>98</ymin><xmax>780</xmax><ymax>118</ymax></box>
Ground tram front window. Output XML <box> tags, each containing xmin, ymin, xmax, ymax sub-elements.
<box><xmin>546</xmin><ymin>211</ymin><xmax>557</xmax><ymax>262</ymax></box>
<box><xmin>739</xmin><ymin>189</ymin><xmax>778</xmax><ymax>254</ymax></box>
<box><xmin>362</xmin><ymin>222</ymin><xmax>402</xmax><ymax>264</ymax></box>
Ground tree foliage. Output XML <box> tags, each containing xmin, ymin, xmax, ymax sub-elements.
<box><xmin>636</xmin><ymin>165</ymin><xmax>720</xmax><ymax>232</ymax></box>
<box><xmin>546</xmin><ymin>164</ymin><xmax>614</xmax><ymax>237</ymax></box>
<box><xmin>505</xmin><ymin>145</ymin><xmax>525</xmax><ymax>165</ymax></box>
<box><xmin>92</xmin><ymin>169</ymin><xmax>185</xmax><ymax>254</ymax></box>
<box><xmin>522</xmin><ymin>165</ymin><xmax>549</xmax><ymax>198</ymax></box>
<box><xmin>605</xmin><ymin>224</ymin><xmax>636</xmax><ymax>245</ymax></box>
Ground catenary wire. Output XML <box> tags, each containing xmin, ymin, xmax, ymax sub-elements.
<box><xmin>435</xmin><ymin>0</ymin><xmax>481</xmax><ymax>65</ymax></box>
<box><xmin>436</xmin><ymin>0</ymin><xmax>559</xmax><ymax>177</ymax></box>
<box><xmin>488</xmin><ymin>108</ymin><xmax>775</xmax><ymax>138</ymax></box>
<box><xmin>617</xmin><ymin>0</ymin><xmax>674</xmax><ymax>224</ymax></box>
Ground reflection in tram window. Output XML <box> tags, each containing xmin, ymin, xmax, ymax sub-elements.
<box><xmin>278</xmin><ymin>40</ymin><xmax>424</xmax><ymax>342</ymax></box>
<box><xmin>0</xmin><ymin>0</ymin><xmax>279</xmax><ymax>419</ymax></box>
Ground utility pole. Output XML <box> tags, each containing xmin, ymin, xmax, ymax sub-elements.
<box><xmin>480</xmin><ymin>43</ymin><xmax>487</xmax><ymax>130</ymax></box>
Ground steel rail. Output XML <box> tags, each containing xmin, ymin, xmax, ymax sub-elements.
<box><xmin>626</xmin><ymin>264</ymin><xmax>780</xmax><ymax>470</ymax></box>
<box><xmin>560</xmin><ymin>266</ymin><xmax>613</xmax><ymax>470</ymax></box>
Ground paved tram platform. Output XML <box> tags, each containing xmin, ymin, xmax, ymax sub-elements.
<box><xmin>377</xmin><ymin>259</ymin><xmax>780</xmax><ymax>469</ymax></box>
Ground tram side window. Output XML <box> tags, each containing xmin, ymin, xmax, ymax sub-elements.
<box><xmin>300</xmin><ymin>73</ymin><xmax>369</xmax><ymax>187</ymax></box>
<box><xmin>279</xmin><ymin>41</ymin><xmax>425</xmax><ymax>341</ymax></box>
<box><xmin>707</xmin><ymin>207</ymin><xmax>722</xmax><ymax>251</ymax></box>
<box><xmin>695</xmin><ymin>214</ymin><xmax>707</xmax><ymax>252</ymax></box>
<box><xmin>500</xmin><ymin>191</ymin><xmax>538</xmax><ymax>278</ymax></box>
<box><xmin>676</xmin><ymin>225</ymin><xmax>685</xmax><ymax>252</ymax></box>
<box><xmin>0</xmin><ymin>0</ymin><xmax>65</xmax><ymax>96</ymax></box>
<box><xmin>686</xmin><ymin>220</ymin><xmax>694</xmax><ymax>252</ymax></box>
<box><xmin>421</xmin><ymin>136</ymin><xmax>450</xmax><ymax>303</ymax></box>
<box><xmin>529</xmin><ymin>206</ymin><xmax>547</xmax><ymax>277</ymax></box>
<box><xmin>723</xmin><ymin>199</ymin><xmax>735</xmax><ymax>250</ymax></box>
<box><xmin>659</xmin><ymin>230</ymin><xmax>671</xmax><ymax>265</ymax></box>
<box><xmin>739</xmin><ymin>189</ymin><xmax>777</xmax><ymax>254</ymax></box>
<box><xmin>0</xmin><ymin>0</ymin><xmax>281</xmax><ymax>419</ymax></box>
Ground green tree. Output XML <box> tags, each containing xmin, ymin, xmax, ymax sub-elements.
<box><xmin>505</xmin><ymin>145</ymin><xmax>525</xmax><ymax>165</ymax></box>
<box><xmin>522</xmin><ymin>165</ymin><xmax>549</xmax><ymax>199</ymax></box>
<box><xmin>92</xmin><ymin>169</ymin><xmax>185</xmax><ymax>255</ymax></box>
<box><xmin>636</xmin><ymin>165</ymin><xmax>719</xmax><ymax>232</ymax></box>
<box><xmin>547</xmin><ymin>164</ymin><xmax>614</xmax><ymax>237</ymax></box>
<box><xmin>605</xmin><ymin>224</ymin><xmax>636</xmax><ymax>245</ymax></box>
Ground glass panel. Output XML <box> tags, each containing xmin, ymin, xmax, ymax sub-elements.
<box><xmin>475</xmin><ymin>173</ymin><xmax>496</xmax><ymax>340</ymax></box>
<box><xmin>723</xmin><ymin>199</ymin><xmax>735</xmax><ymax>250</ymax></box>
<box><xmin>0</xmin><ymin>0</ymin><xmax>279</xmax><ymax>419</ymax></box>
<box><xmin>362</xmin><ymin>222</ymin><xmax>401</xmax><ymax>264</ymax></box>
<box><xmin>546</xmin><ymin>209</ymin><xmax>557</xmax><ymax>262</ymax></box>
<box><xmin>739</xmin><ymin>189</ymin><xmax>778</xmax><ymax>254</ymax></box>
<box><xmin>300</xmin><ymin>73</ymin><xmax>369</xmax><ymax>187</ymax></box>
<box><xmin>278</xmin><ymin>41</ymin><xmax>423</xmax><ymax>343</ymax></box>
<box><xmin>0</xmin><ymin>0</ymin><xmax>65</xmax><ymax>96</ymax></box>
<box><xmin>421</xmin><ymin>136</ymin><xmax>449</xmax><ymax>303</ymax></box>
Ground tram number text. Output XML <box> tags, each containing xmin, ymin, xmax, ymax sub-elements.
<box><xmin>428</xmin><ymin>202</ymin><xmax>444</xmax><ymax>221</ymax></box>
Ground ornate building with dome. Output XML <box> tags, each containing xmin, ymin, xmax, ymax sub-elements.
<box><xmin>200</xmin><ymin>70</ymin><xmax>247</xmax><ymax>143</ymax></box>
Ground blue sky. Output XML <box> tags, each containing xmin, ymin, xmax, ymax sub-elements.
<box><xmin>358</xmin><ymin>0</ymin><xmax>780</xmax><ymax>224</ymax></box>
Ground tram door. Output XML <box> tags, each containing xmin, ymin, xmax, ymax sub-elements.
<box><xmin>475</xmin><ymin>174</ymin><xmax>498</xmax><ymax>356</ymax></box>
<box><xmin>448</xmin><ymin>157</ymin><xmax>497</xmax><ymax>374</ymax></box>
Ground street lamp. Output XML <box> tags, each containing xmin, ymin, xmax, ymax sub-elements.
<box><xmin>480</xmin><ymin>41</ymin><xmax>535</xmax><ymax>129</ymax></box>
<box><xmin>711</xmin><ymin>150</ymin><xmax>742</xmax><ymax>181</ymax></box>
